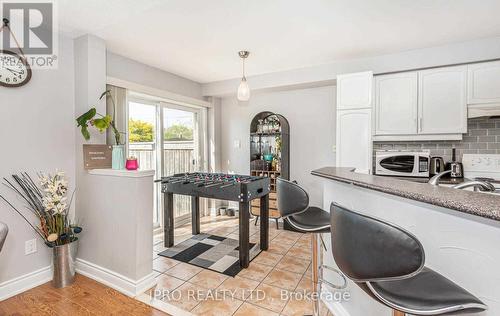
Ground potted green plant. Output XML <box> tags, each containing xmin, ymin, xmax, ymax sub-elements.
<box><xmin>76</xmin><ymin>90</ymin><xmax>125</xmax><ymax>169</ymax></box>
<box><xmin>0</xmin><ymin>171</ymin><xmax>82</xmax><ymax>288</ymax></box>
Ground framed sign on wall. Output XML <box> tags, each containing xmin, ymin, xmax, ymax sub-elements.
<box><xmin>83</xmin><ymin>145</ymin><xmax>112</xmax><ymax>169</ymax></box>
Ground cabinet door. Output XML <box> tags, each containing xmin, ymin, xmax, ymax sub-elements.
<box><xmin>468</xmin><ymin>60</ymin><xmax>500</xmax><ymax>104</ymax></box>
<box><xmin>337</xmin><ymin>71</ymin><xmax>373</xmax><ymax>110</ymax></box>
<box><xmin>336</xmin><ymin>108</ymin><xmax>372</xmax><ymax>174</ymax></box>
<box><xmin>418</xmin><ymin>66</ymin><xmax>467</xmax><ymax>134</ymax></box>
<box><xmin>375</xmin><ymin>72</ymin><xmax>418</xmax><ymax>135</ymax></box>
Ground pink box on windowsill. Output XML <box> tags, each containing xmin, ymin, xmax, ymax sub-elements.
<box><xmin>125</xmin><ymin>158</ymin><xmax>139</xmax><ymax>170</ymax></box>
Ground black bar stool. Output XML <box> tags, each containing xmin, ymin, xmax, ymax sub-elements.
<box><xmin>330</xmin><ymin>203</ymin><xmax>487</xmax><ymax>316</ymax></box>
<box><xmin>277</xmin><ymin>178</ymin><xmax>347</xmax><ymax>315</ymax></box>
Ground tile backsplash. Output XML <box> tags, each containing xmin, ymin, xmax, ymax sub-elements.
<box><xmin>373</xmin><ymin>117</ymin><xmax>500</xmax><ymax>162</ymax></box>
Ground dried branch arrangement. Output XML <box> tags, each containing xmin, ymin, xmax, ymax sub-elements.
<box><xmin>0</xmin><ymin>171</ymin><xmax>82</xmax><ymax>247</ymax></box>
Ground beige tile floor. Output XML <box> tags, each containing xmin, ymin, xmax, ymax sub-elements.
<box><xmin>145</xmin><ymin>216</ymin><xmax>333</xmax><ymax>316</ymax></box>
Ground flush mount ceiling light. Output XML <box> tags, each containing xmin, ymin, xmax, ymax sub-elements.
<box><xmin>237</xmin><ymin>51</ymin><xmax>250</xmax><ymax>101</ymax></box>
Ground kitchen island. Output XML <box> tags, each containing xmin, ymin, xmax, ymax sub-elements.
<box><xmin>312</xmin><ymin>167</ymin><xmax>500</xmax><ymax>316</ymax></box>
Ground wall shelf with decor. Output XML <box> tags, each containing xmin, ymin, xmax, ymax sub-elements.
<box><xmin>249</xmin><ymin>111</ymin><xmax>290</xmax><ymax>228</ymax></box>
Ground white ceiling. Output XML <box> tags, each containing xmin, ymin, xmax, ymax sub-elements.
<box><xmin>58</xmin><ymin>0</ymin><xmax>500</xmax><ymax>83</ymax></box>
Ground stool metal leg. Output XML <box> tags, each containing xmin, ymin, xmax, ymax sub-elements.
<box><xmin>312</xmin><ymin>233</ymin><xmax>321</xmax><ymax>316</ymax></box>
<box><xmin>254</xmin><ymin>216</ymin><xmax>259</xmax><ymax>225</ymax></box>
<box><xmin>312</xmin><ymin>234</ymin><xmax>348</xmax><ymax>316</ymax></box>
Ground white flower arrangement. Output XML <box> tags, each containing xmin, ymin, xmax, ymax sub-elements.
<box><xmin>0</xmin><ymin>170</ymin><xmax>82</xmax><ymax>247</ymax></box>
<box><xmin>40</xmin><ymin>171</ymin><xmax>69</xmax><ymax>215</ymax></box>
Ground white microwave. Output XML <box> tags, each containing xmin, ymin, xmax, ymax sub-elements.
<box><xmin>375</xmin><ymin>150</ymin><xmax>430</xmax><ymax>177</ymax></box>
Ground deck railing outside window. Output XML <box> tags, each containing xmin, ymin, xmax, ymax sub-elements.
<box><xmin>129</xmin><ymin>141</ymin><xmax>195</xmax><ymax>221</ymax></box>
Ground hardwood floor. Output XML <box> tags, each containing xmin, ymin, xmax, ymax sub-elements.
<box><xmin>0</xmin><ymin>274</ymin><xmax>169</xmax><ymax>316</ymax></box>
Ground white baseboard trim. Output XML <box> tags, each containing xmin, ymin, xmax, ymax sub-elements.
<box><xmin>321</xmin><ymin>287</ymin><xmax>351</xmax><ymax>316</ymax></box>
<box><xmin>0</xmin><ymin>265</ymin><xmax>52</xmax><ymax>301</ymax></box>
<box><xmin>324</xmin><ymin>300</ymin><xmax>350</xmax><ymax>316</ymax></box>
<box><xmin>76</xmin><ymin>258</ymin><xmax>157</xmax><ymax>297</ymax></box>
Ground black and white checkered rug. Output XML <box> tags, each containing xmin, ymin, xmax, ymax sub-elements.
<box><xmin>158</xmin><ymin>234</ymin><xmax>260</xmax><ymax>277</ymax></box>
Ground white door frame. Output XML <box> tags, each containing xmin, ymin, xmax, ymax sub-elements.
<box><xmin>127</xmin><ymin>95</ymin><xmax>208</xmax><ymax>234</ymax></box>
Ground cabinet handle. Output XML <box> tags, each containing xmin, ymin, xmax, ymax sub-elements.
<box><xmin>419</xmin><ymin>117</ymin><xmax>423</xmax><ymax>132</ymax></box>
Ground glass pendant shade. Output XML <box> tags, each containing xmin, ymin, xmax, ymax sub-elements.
<box><xmin>237</xmin><ymin>51</ymin><xmax>251</xmax><ymax>102</ymax></box>
<box><xmin>237</xmin><ymin>77</ymin><xmax>250</xmax><ymax>101</ymax></box>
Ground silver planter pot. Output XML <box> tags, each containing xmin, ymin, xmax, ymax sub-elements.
<box><xmin>52</xmin><ymin>239</ymin><xmax>78</xmax><ymax>288</ymax></box>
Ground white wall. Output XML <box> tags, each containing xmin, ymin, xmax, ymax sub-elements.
<box><xmin>203</xmin><ymin>36</ymin><xmax>500</xmax><ymax>97</ymax></box>
<box><xmin>0</xmin><ymin>34</ymin><xmax>207</xmax><ymax>299</ymax></box>
<box><xmin>106</xmin><ymin>52</ymin><xmax>203</xmax><ymax>100</ymax></box>
<box><xmin>208</xmin><ymin>97</ymin><xmax>222</xmax><ymax>173</ymax></box>
<box><xmin>76</xmin><ymin>171</ymin><xmax>155</xmax><ymax>296</ymax></box>
<box><xmin>0</xmin><ymin>36</ymin><xmax>75</xmax><ymax>284</ymax></box>
<box><xmin>220</xmin><ymin>86</ymin><xmax>336</xmax><ymax>206</ymax></box>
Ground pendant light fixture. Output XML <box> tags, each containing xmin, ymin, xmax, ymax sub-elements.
<box><xmin>237</xmin><ymin>51</ymin><xmax>250</xmax><ymax>101</ymax></box>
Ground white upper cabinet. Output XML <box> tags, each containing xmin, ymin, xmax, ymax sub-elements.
<box><xmin>336</xmin><ymin>108</ymin><xmax>372</xmax><ymax>173</ymax></box>
<box><xmin>373</xmin><ymin>66</ymin><xmax>467</xmax><ymax>140</ymax></box>
<box><xmin>336</xmin><ymin>71</ymin><xmax>373</xmax><ymax>173</ymax></box>
<box><xmin>418</xmin><ymin>65</ymin><xmax>467</xmax><ymax>134</ymax></box>
<box><xmin>468</xmin><ymin>60</ymin><xmax>500</xmax><ymax>105</ymax></box>
<box><xmin>374</xmin><ymin>72</ymin><xmax>418</xmax><ymax>135</ymax></box>
<box><xmin>337</xmin><ymin>71</ymin><xmax>373</xmax><ymax>110</ymax></box>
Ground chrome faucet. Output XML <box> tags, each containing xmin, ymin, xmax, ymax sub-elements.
<box><xmin>428</xmin><ymin>170</ymin><xmax>451</xmax><ymax>186</ymax></box>
<box><xmin>453</xmin><ymin>180</ymin><xmax>496</xmax><ymax>192</ymax></box>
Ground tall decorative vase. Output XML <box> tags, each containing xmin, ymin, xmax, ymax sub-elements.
<box><xmin>112</xmin><ymin>145</ymin><xmax>125</xmax><ymax>170</ymax></box>
<box><xmin>52</xmin><ymin>239</ymin><xmax>78</xmax><ymax>288</ymax></box>
<box><xmin>0</xmin><ymin>222</ymin><xmax>8</xmax><ymax>253</ymax></box>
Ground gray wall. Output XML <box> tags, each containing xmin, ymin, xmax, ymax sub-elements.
<box><xmin>0</xmin><ymin>36</ymin><xmax>76</xmax><ymax>283</ymax></box>
<box><xmin>374</xmin><ymin>117</ymin><xmax>500</xmax><ymax>162</ymax></box>
<box><xmin>220</xmin><ymin>86</ymin><xmax>336</xmax><ymax>207</ymax></box>
<box><xmin>203</xmin><ymin>36</ymin><xmax>500</xmax><ymax>97</ymax></box>
<box><xmin>207</xmin><ymin>97</ymin><xmax>222</xmax><ymax>173</ymax></box>
<box><xmin>106</xmin><ymin>52</ymin><xmax>203</xmax><ymax>100</ymax></box>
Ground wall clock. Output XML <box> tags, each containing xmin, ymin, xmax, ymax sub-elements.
<box><xmin>0</xmin><ymin>50</ymin><xmax>32</xmax><ymax>87</ymax></box>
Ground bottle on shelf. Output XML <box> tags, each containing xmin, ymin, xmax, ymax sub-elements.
<box><xmin>257</xmin><ymin>119</ymin><xmax>264</xmax><ymax>134</ymax></box>
<box><xmin>263</xmin><ymin>118</ymin><xmax>269</xmax><ymax>133</ymax></box>
<box><xmin>271</xmin><ymin>117</ymin><xmax>280</xmax><ymax>133</ymax></box>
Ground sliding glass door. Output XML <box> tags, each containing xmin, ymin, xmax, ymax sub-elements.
<box><xmin>162</xmin><ymin>104</ymin><xmax>201</xmax><ymax>225</ymax></box>
<box><xmin>128</xmin><ymin>100</ymin><xmax>160</xmax><ymax>223</ymax></box>
<box><xmin>127</xmin><ymin>97</ymin><xmax>206</xmax><ymax>229</ymax></box>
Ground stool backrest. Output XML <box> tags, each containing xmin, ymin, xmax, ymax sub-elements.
<box><xmin>277</xmin><ymin>178</ymin><xmax>309</xmax><ymax>217</ymax></box>
<box><xmin>330</xmin><ymin>203</ymin><xmax>425</xmax><ymax>282</ymax></box>
<box><xmin>0</xmin><ymin>222</ymin><xmax>8</xmax><ymax>253</ymax></box>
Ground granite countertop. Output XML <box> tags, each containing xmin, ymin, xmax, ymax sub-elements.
<box><xmin>377</xmin><ymin>175</ymin><xmax>468</xmax><ymax>185</ymax></box>
<box><xmin>311</xmin><ymin>167</ymin><xmax>500</xmax><ymax>221</ymax></box>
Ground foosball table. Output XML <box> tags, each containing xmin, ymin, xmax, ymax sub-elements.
<box><xmin>159</xmin><ymin>172</ymin><xmax>271</xmax><ymax>268</ymax></box>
